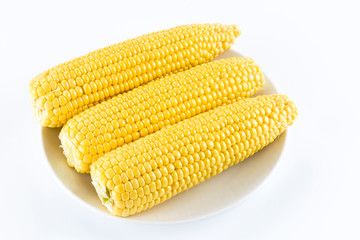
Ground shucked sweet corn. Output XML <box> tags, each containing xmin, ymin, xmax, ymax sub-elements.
<box><xmin>29</xmin><ymin>24</ymin><xmax>241</xmax><ymax>127</ymax></box>
<box><xmin>90</xmin><ymin>94</ymin><xmax>298</xmax><ymax>217</ymax></box>
<box><xmin>60</xmin><ymin>57</ymin><xmax>264</xmax><ymax>173</ymax></box>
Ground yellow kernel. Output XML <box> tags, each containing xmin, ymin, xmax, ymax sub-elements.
<box><xmin>149</xmin><ymin>182</ymin><xmax>156</xmax><ymax>192</ymax></box>
<box><xmin>143</xmin><ymin>174</ymin><xmax>151</xmax><ymax>184</ymax></box>
<box><xmin>121</xmin><ymin>192</ymin><xmax>130</xmax><ymax>201</ymax></box>
<box><xmin>125</xmin><ymin>182</ymin><xmax>133</xmax><ymax>192</ymax></box>
<box><xmin>121</xmin><ymin>172</ymin><xmax>129</xmax><ymax>182</ymax></box>
<box><xmin>173</xmin><ymin>150</ymin><xmax>181</xmax><ymax>160</ymax></box>
<box><xmin>144</xmin><ymin>162</ymin><xmax>152</xmax><ymax>172</ymax></box>
<box><xmin>125</xmin><ymin>169</ymin><xmax>134</xmax><ymax>180</ymax></box>
<box><xmin>106</xmin><ymin>180</ymin><xmax>114</xmax><ymax>190</ymax></box>
<box><xmin>200</xmin><ymin>141</ymin><xmax>207</xmax><ymax>151</ymax></box>
<box><xmin>174</xmin><ymin>160</ymin><xmax>182</xmax><ymax>169</ymax></box>
<box><xmin>131</xmin><ymin>179</ymin><xmax>139</xmax><ymax>189</ymax></box>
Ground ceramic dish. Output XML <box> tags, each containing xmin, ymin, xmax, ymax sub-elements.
<box><xmin>42</xmin><ymin>50</ymin><xmax>285</xmax><ymax>223</ymax></box>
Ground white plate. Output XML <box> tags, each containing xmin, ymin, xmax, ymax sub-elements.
<box><xmin>41</xmin><ymin>50</ymin><xmax>286</xmax><ymax>223</ymax></box>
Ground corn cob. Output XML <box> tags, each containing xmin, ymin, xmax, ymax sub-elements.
<box><xmin>90</xmin><ymin>94</ymin><xmax>297</xmax><ymax>217</ymax></box>
<box><xmin>59</xmin><ymin>57</ymin><xmax>264</xmax><ymax>173</ymax></box>
<box><xmin>29</xmin><ymin>24</ymin><xmax>241</xmax><ymax>127</ymax></box>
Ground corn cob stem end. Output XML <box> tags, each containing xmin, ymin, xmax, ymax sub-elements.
<box><xmin>92</xmin><ymin>181</ymin><xmax>113</xmax><ymax>211</ymax></box>
<box><xmin>59</xmin><ymin>132</ymin><xmax>76</xmax><ymax>168</ymax></box>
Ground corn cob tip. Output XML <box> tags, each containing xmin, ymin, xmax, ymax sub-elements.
<box><xmin>265</xmin><ymin>94</ymin><xmax>298</xmax><ymax>127</ymax></box>
<box><xmin>230</xmin><ymin>24</ymin><xmax>241</xmax><ymax>38</ymax></box>
<box><xmin>279</xmin><ymin>94</ymin><xmax>298</xmax><ymax>126</ymax></box>
<box><xmin>218</xmin><ymin>23</ymin><xmax>241</xmax><ymax>36</ymax></box>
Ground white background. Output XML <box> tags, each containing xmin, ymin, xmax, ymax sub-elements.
<box><xmin>1</xmin><ymin>0</ymin><xmax>360</xmax><ymax>239</ymax></box>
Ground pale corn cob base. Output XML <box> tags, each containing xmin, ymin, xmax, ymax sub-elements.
<box><xmin>90</xmin><ymin>95</ymin><xmax>297</xmax><ymax>217</ymax></box>
<box><xmin>59</xmin><ymin>57</ymin><xmax>265</xmax><ymax>173</ymax></box>
<box><xmin>29</xmin><ymin>24</ymin><xmax>241</xmax><ymax>127</ymax></box>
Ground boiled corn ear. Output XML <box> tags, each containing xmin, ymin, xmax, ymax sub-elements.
<box><xmin>60</xmin><ymin>57</ymin><xmax>264</xmax><ymax>173</ymax></box>
<box><xmin>90</xmin><ymin>94</ymin><xmax>298</xmax><ymax>217</ymax></box>
<box><xmin>29</xmin><ymin>23</ymin><xmax>241</xmax><ymax>127</ymax></box>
